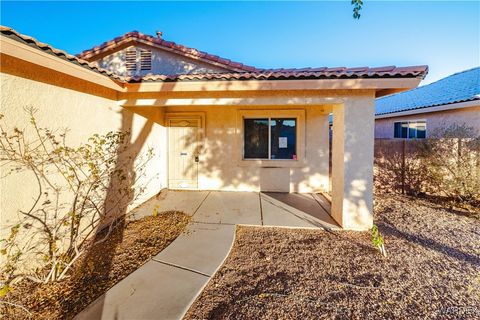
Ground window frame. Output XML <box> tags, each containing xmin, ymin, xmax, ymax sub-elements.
<box><xmin>394</xmin><ymin>120</ymin><xmax>427</xmax><ymax>139</ymax></box>
<box><xmin>237</xmin><ymin>109</ymin><xmax>305</xmax><ymax>167</ymax></box>
<box><xmin>243</xmin><ymin>117</ymin><xmax>297</xmax><ymax>160</ymax></box>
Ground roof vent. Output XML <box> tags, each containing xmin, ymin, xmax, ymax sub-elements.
<box><xmin>156</xmin><ymin>31</ymin><xmax>163</xmax><ymax>39</ymax></box>
<box><xmin>125</xmin><ymin>49</ymin><xmax>137</xmax><ymax>72</ymax></box>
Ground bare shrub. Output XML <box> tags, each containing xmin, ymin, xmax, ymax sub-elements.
<box><xmin>0</xmin><ymin>107</ymin><xmax>154</xmax><ymax>294</ymax></box>
<box><xmin>418</xmin><ymin>124</ymin><xmax>480</xmax><ymax>203</ymax></box>
<box><xmin>374</xmin><ymin>139</ymin><xmax>428</xmax><ymax>196</ymax></box>
<box><xmin>374</xmin><ymin>123</ymin><xmax>480</xmax><ymax>203</ymax></box>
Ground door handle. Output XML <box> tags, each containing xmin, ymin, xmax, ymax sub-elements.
<box><xmin>195</xmin><ymin>156</ymin><xmax>199</xmax><ymax>162</ymax></box>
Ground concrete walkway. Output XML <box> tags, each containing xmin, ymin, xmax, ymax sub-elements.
<box><xmin>75</xmin><ymin>190</ymin><xmax>339</xmax><ymax>320</ymax></box>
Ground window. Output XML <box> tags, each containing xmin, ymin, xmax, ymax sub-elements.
<box><xmin>244</xmin><ymin>118</ymin><xmax>297</xmax><ymax>160</ymax></box>
<box><xmin>394</xmin><ymin>120</ymin><xmax>426</xmax><ymax>139</ymax></box>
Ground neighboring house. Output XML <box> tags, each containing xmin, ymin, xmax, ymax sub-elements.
<box><xmin>375</xmin><ymin>67</ymin><xmax>480</xmax><ymax>139</ymax></box>
<box><xmin>0</xmin><ymin>26</ymin><xmax>428</xmax><ymax>230</ymax></box>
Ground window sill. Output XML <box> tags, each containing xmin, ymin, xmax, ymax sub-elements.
<box><xmin>237</xmin><ymin>159</ymin><xmax>306</xmax><ymax>168</ymax></box>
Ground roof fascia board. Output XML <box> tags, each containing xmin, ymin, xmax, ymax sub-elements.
<box><xmin>125</xmin><ymin>77</ymin><xmax>422</xmax><ymax>93</ymax></box>
<box><xmin>375</xmin><ymin>100</ymin><xmax>480</xmax><ymax>119</ymax></box>
<box><xmin>0</xmin><ymin>36</ymin><xmax>125</xmax><ymax>91</ymax></box>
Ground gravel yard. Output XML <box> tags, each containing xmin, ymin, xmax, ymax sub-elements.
<box><xmin>1</xmin><ymin>211</ymin><xmax>191</xmax><ymax>320</ymax></box>
<box><xmin>185</xmin><ymin>194</ymin><xmax>480</xmax><ymax>319</ymax></box>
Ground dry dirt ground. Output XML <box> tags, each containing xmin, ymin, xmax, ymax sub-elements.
<box><xmin>1</xmin><ymin>211</ymin><xmax>190</xmax><ymax>320</ymax></box>
<box><xmin>185</xmin><ymin>194</ymin><xmax>480</xmax><ymax>320</ymax></box>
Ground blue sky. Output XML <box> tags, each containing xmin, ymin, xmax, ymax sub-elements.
<box><xmin>1</xmin><ymin>1</ymin><xmax>478</xmax><ymax>85</ymax></box>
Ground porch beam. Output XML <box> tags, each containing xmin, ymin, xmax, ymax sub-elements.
<box><xmin>118</xmin><ymin>96</ymin><xmax>345</xmax><ymax>107</ymax></box>
<box><xmin>125</xmin><ymin>77</ymin><xmax>422</xmax><ymax>93</ymax></box>
<box><xmin>331</xmin><ymin>97</ymin><xmax>375</xmax><ymax>230</ymax></box>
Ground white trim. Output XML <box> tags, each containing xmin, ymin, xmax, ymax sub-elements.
<box><xmin>376</xmin><ymin>100</ymin><xmax>480</xmax><ymax>119</ymax></box>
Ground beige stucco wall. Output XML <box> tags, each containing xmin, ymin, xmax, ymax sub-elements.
<box><xmin>0</xmin><ymin>66</ymin><xmax>166</xmax><ymax>239</ymax></box>
<box><xmin>161</xmin><ymin>104</ymin><xmax>330</xmax><ymax>193</ymax></box>
<box><xmin>331</xmin><ymin>96</ymin><xmax>375</xmax><ymax>230</ymax></box>
<box><xmin>375</xmin><ymin>105</ymin><xmax>480</xmax><ymax>138</ymax></box>
<box><xmin>96</xmin><ymin>43</ymin><xmax>230</xmax><ymax>77</ymax></box>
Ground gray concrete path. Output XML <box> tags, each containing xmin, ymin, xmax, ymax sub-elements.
<box><xmin>75</xmin><ymin>190</ymin><xmax>339</xmax><ymax>320</ymax></box>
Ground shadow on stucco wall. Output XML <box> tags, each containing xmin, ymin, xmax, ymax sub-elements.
<box><xmin>59</xmin><ymin>108</ymin><xmax>153</xmax><ymax>318</ymax></box>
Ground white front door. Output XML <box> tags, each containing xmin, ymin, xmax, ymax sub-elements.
<box><xmin>168</xmin><ymin>118</ymin><xmax>200</xmax><ymax>189</ymax></box>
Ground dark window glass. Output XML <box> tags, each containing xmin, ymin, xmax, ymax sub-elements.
<box><xmin>401</xmin><ymin>122</ymin><xmax>408</xmax><ymax>138</ymax></box>
<box><xmin>408</xmin><ymin>122</ymin><xmax>417</xmax><ymax>139</ymax></box>
<box><xmin>394</xmin><ymin>122</ymin><xmax>402</xmax><ymax>138</ymax></box>
<box><xmin>244</xmin><ymin>119</ymin><xmax>269</xmax><ymax>159</ymax></box>
<box><xmin>270</xmin><ymin>118</ymin><xmax>296</xmax><ymax>160</ymax></box>
<box><xmin>416</xmin><ymin>121</ymin><xmax>426</xmax><ymax>138</ymax></box>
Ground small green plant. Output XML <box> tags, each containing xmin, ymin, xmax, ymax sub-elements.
<box><xmin>152</xmin><ymin>204</ymin><xmax>160</xmax><ymax>217</ymax></box>
<box><xmin>371</xmin><ymin>224</ymin><xmax>387</xmax><ymax>257</ymax></box>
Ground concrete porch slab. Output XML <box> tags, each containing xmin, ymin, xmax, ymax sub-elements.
<box><xmin>261</xmin><ymin>192</ymin><xmax>339</xmax><ymax>230</ymax></box>
<box><xmin>153</xmin><ymin>222</ymin><xmax>236</xmax><ymax>276</ymax></box>
<box><xmin>193</xmin><ymin>191</ymin><xmax>262</xmax><ymax>225</ymax></box>
<box><xmin>76</xmin><ymin>190</ymin><xmax>338</xmax><ymax>320</ymax></box>
<box><xmin>130</xmin><ymin>190</ymin><xmax>210</xmax><ymax>219</ymax></box>
<box><xmin>74</xmin><ymin>260</ymin><xmax>209</xmax><ymax>320</ymax></box>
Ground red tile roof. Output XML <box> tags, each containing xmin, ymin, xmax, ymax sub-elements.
<box><xmin>77</xmin><ymin>30</ymin><xmax>258</xmax><ymax>72</ymax></box>
<box><xmin>129</xmin><ymin>66</ymin><xmax>428</xmax><ymax>82</ymax></box>
<box><xmin>1</xmin><ymin>25</ymin><xmax>429</xmax><ymax>84</ymax></box>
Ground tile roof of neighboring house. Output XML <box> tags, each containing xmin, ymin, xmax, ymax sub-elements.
<box><xmin>1</xmin><ymin>25</ymin><xmax>429</xmax><ymax>84</ymax></box>
<box><xmin>376</xmin><ymin>67</ymin><xmax>480</xmax><ymax>115</ymax></box>
<box><xmin>77</xmin><ymin>30</ymin><xmax>259</xmax><ymax>73</ymax></box>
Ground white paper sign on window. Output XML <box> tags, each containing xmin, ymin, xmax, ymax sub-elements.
<box><xmin>279</xmin><ymin>137</ymin><xmax>288</xmax><ymax>148</ymax></box>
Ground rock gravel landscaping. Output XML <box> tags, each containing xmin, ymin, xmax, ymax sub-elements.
<box><xmin>1</xmin><ymin>211</ymin><xmax>190</xmax><ymax>320</ymax></box>
<box><xmin>185</xmin><ymin>194</ymin><xmax>480</xmax><ymax>319</ymax></box>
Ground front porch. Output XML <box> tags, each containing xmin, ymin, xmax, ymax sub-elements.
<box><xmin>130</xmin><ymin>190</ymin><xmax>340</xmax><ymax>230</ymax></box>
<box><xmin>77</xmin><ymin>190</ymin><xmax>338</xmax><ymax>319</ymax></box>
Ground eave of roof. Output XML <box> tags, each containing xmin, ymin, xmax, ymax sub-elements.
<box><xmin>0</xmin><ymin>26</ymin><xmax>125</xmax><ymax>82</ymax></box>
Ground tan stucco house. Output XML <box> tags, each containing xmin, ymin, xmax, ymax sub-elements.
<box><xmin>375</xmin><ymin>67</ymin><xmax>479</xmax><ymax>139</ymax></box>
<box><xmin>0</xmin><ymin>26</ymin><xmax>428</xmax><ymax>231</ymax></box>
